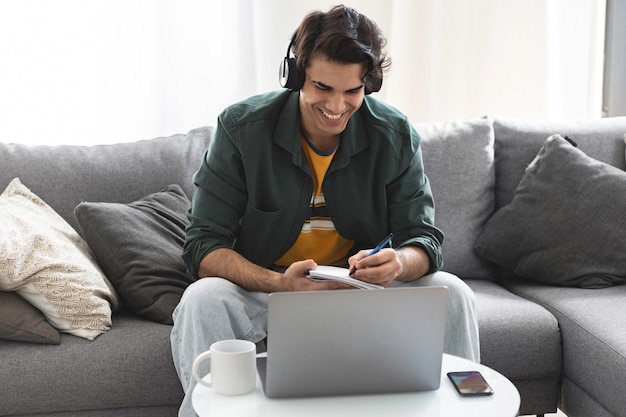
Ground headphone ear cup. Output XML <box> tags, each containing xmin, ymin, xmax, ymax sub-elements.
<box><xmin>365</xmin><ymin>76</ymin><xmax>382</xmax><ymax>95</ymax></box>
<box><xmin>279</xmin><ymin>57</ymin><xmax>291</xmax><ymax>89</ymax></box>
<box><xmin>279</xmin><ymin>56</ymin><xmax>304</xmax><ymax>91</ymax></box>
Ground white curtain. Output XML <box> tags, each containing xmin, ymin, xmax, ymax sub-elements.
<box><xmin>0</xmin><ymin>0</ymin><xmax>606</xmax><ymax>145</ymax></box>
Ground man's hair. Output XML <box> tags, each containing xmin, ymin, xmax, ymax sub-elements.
<box><xmin>293</xmin><ymin>5</ymin><xmax>390</xmax><ymax>93</ymax></box>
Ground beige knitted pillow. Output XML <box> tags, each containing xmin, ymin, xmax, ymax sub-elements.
<box><xmin>0</xmin><ymin>178</ymin><xmax>118</xmax><ymax>340</ymax></box>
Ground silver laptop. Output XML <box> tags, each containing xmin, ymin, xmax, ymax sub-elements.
<box><xmin>257</xmin><ymin>286</ymin><xmax>448</xmax><ymax>398</ymax></box>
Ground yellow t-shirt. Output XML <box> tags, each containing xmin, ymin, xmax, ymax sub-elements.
<box><xmin>274</xmin><ymin>137</ymin><xmax>354</xmax><ymax>266</ymax></box>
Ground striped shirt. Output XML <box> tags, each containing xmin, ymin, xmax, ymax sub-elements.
<box><xmin>274</xmin><ymin>136</ymin><xmax>354</xmax><ymax>266</ymax></box>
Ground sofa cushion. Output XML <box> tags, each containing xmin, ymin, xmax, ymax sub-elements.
<box><xmin>492</xmin><ymin>115</ymin><xmax>626</xmax><ymax>209</ymax></box>
<box><xmin>417</xmin><ymin>118</ymin><xmax>496</xmax><ymax>279</ymax></box>
<box><xmin>0</xmin><ymin>291</ymin><xmax>60</xmax><ymax>344</ymax></box>
<box><xmin>503</xmin><ymin>278</ymin><xmax>626</xmax><ymax>417</ymax></box>
<box><xmin>466</xmin><ymin>280</ymin><xmax>561</xmax><ymax>379</ymax></box>
<box><xmin>464</xmin><ymin>279</ymin><xmax>561</xmax><ymax>414</ymax></box>
<box><xmin>74</xmin><ymin>184</ymin><xmax>196</xmax><ymax>325</ymax></box>
<box><xmin>0</xmin><ymin>126</ymin><xmax>213</xmax><ymax>231</ymax></box>
<box><xmin>0</xmin><ymin>178</ymin><xmax>118</xmax><ymax>340</ymax></box>
<box><xmin>475</xmin><ymin>135</ymin><xmax>626</xmax><ymax>288</ymax></box>
<box><xmin>0</xmin><ymin>311</ymin><xmax>183</xmax><ymax>416</ymax></box>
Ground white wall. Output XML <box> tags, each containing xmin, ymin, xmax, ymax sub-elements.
<box><xmin>0</xmin><ymin>0</ymin><xmax>606</xmax><ymax>145</ymax></box>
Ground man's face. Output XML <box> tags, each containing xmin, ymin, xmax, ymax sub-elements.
<box><xmin>299</xmin><ymin>55</ymin><xmax>366</xmax><ymax>144</ymax></box>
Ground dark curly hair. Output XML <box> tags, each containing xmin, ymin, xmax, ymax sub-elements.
<box><xmin>292</xmin><ymin>5</ymin><xmax>391</xmax><ymax>94</ymax></box>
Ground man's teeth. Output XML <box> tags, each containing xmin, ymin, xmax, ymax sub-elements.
<box><xmin>322</xmin><ymin>111</ymin><xmax>342</xmax><ymax>120</ymax></box>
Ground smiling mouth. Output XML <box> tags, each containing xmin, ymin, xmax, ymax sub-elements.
<box><xmin>321</xmin><ymin>109</ymin><xmax>343</xmax><ymax>120</ymax></box>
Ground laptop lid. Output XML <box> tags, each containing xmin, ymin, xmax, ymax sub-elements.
<box><xmin>259</xmin><ymin>286</ymin><xmax>448</xmax><ymax>398</ymax></box>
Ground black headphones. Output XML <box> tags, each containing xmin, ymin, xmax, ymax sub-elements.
<box><xmin>278</xmin><ymin>31</ymin><xmax>381</xmax><ymax>94</ymax></box>
<box><xmin>278</xmin><ymin>32</ymin><xmax>304</xmax><ymax>91</ymax></box>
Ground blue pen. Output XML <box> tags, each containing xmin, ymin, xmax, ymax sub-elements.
<box><xmin>349</xmin><ymin>233</ymin><xmax>393</xmax><ymax>275</ymax></box>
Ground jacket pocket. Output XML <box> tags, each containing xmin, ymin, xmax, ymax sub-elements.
<box><xmin>236</xmin><ymin>201</ymin><xmax>284</xmax><ymax>267</ymax></box>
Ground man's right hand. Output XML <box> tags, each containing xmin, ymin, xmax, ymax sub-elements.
<box><xmin>280</xmin><ymin>259</ymin><xmax>352</xmax><ymax>292</ymax></box>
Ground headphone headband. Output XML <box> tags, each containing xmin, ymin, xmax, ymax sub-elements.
<box><xmin>278</xmin><ymin>30</ymin><xmax>381</xmax><ymax>94</ymax></box>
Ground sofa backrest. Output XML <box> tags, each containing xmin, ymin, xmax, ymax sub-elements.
<box><xmin>4</xmin><ymin>116</ymin><xmax>623</xmax><ymax>282</ymax></box>
<box><xmin>0</xmin><ymin>126</ymin><xmax>213</xmax><ymax>231</ymax></box>
<box><xmin>417</xmin><ymin>115</ymin><xmax>626</xmax><ymax>281</ymax></box>
<box><xmin>417</xmin><ymin>118</ymin><xmax>496</xmax><ymax>280</ymax></box>
<box><xmin>492</xmin><ymin>115</ymin><xmax>626</xmax><ymax>209</ymax></box>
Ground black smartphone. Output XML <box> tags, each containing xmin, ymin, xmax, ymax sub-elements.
<box><xmin>447</xmin><ymin>371</ymin><xmax>494</xmax><ymax>397</ymax></box>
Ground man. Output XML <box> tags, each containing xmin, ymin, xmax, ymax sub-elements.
<box><xmin>171</xmin><ymin>5</ymin><xmax>479</xmax><ymax>416</ymax></box>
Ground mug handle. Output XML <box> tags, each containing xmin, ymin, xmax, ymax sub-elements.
<box><xmin>192</xmin><ymin>351</ymin><xmax>213</xmax><ymax>388</ymax></box>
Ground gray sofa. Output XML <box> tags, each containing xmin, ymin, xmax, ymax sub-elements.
<box><xmin>1</xmin><ymin>114</ymin><xmax>625</xmax><ymax>417</ymax></box>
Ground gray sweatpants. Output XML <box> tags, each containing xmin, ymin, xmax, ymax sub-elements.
<box><xmin>171</xmin><ymin>271</ymin><xmax>480</xmax><ymax>417</ymax></box>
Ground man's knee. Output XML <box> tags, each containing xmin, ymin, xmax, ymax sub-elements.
<box><xmin>174</xmin><ymin>278</ymin><xmax>238</xmax><ymax>319</ymax></box>
<box><xmin>424</xmin><ymin>271</ymin><xmax>474</xmax><ymax>301</ymax></box>
<box><xmin>394</xmin><ymin>271</ymin><xmax>472</xmax><ymax>295</ymax></box>
<box><xmin>189</xmin><ymin>276</ymin><xmax>242</xmax><ymax>298</ymax></box>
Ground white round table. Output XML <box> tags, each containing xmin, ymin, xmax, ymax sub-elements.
<box><xmin>192</xmin><ymin>353</ymin><xmax>520</xmax><ymax>417</ymax></box>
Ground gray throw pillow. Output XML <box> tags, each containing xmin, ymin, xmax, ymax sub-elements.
<box><xmin>475</xmin><ymin>134</ymin><xmax>626</xmax><ymax>288</ymax></box>
<box><xmin>0</xmin><ymin>291</ymin><xmax>60</xmax><ymax>344</ymax></box>
<box><xmin>74</xmin><ymin>184</ymin><xmax>196</xmax><ymax>324</ymax></box>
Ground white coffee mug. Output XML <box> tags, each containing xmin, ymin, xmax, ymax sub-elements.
<box><xmin>192</xmin><ymin>339</ymin><xmax>257</xmax><ymax>395</ymax></box>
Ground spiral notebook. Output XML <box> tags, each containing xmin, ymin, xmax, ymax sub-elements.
<box><xmin>306</xmin><ymin>265</ymin><xmax>383</xmax><ymax>290</ymax></box>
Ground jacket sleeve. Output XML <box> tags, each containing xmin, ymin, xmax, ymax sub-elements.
<box><xmin>387</xmin><ymin>124</ymin><xmax>444</xmax><ymax>274</ymax></box>
<box><xmin>182</xmin><ymin>116</ymin><xmax>246</xmax><ymax>278</ymax></box>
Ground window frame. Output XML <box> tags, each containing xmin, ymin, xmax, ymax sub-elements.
<box><xmin>603</xmin><ymin>0</ymin><xmax>626</xmax><ymax>117</ymax></box>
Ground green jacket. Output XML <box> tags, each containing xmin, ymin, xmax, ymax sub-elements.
<box><xmin>183</xmin><ymin>90</ymin><xmax>443</xmax><ymax>278</ymax></box>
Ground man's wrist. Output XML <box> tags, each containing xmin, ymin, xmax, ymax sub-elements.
<box><xmin>395</xmin><ymin>246</ymin><xmax>431</xmax><ymax>281</ymax></box>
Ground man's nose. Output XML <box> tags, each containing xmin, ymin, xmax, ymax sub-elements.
<box><xmin>325</xmin><ymin>92</ymin><xmax>345</xmax><ymax>114</ymax></box>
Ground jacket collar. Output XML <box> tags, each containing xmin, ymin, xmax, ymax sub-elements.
<box><xmin>274</xmin><ymin>92</ymin><xmax>371</xmax><ymax>171</ymax></box>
